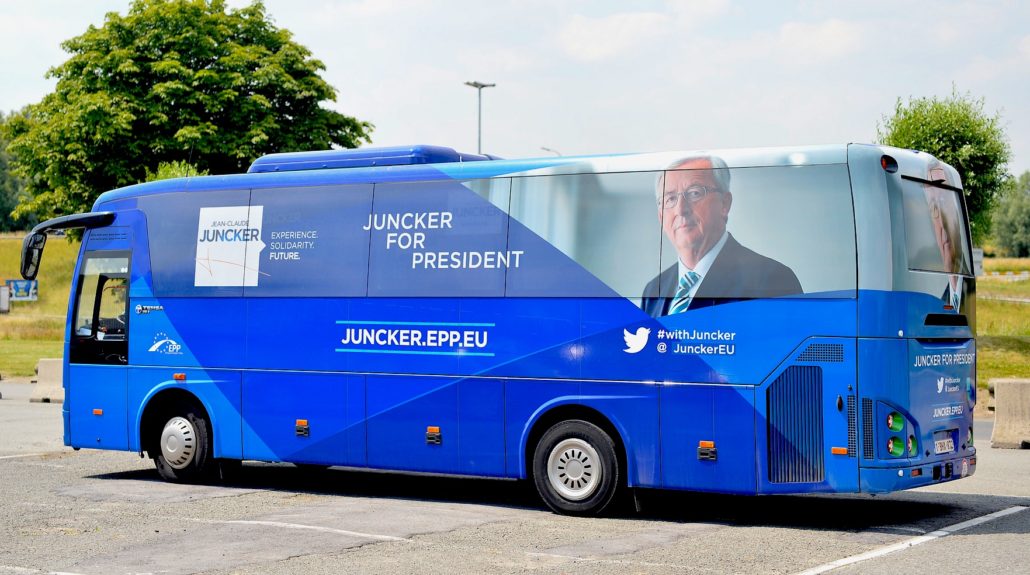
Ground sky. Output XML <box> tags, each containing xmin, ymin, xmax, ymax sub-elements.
<box><xmin>1</xmin><ymin>0</ymin><xmax>1028</xmax><ymax>175</ymax></box>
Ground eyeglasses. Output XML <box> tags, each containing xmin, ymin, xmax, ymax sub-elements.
<box><xmin>661</xmin><ymin>185</ymin><xmax>713</xmax><ymax>209</ymax></box>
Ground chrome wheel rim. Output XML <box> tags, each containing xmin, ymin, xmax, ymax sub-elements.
<box><xmin>160</xmin><ymin>416</ymin><xmax>196</xmax><ymax>469</ymax></box>
<box><xmin>547</xmin><ymin>438</ymin><xmax>601</xmax><ymax>501</ymax></box>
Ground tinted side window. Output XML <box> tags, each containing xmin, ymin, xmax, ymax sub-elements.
<box><xmin>367</xmin><ymin>179</ymin><xmax>512</xmax><ymax>297</ymax></box>
<box><xmin>246</xmin><ymin>185</ymin><xmax>374</xmax><ymax>297</ymax></box>
<box><xmin>507</xmin><ymin>172</ymin><xmax>663</xmax><ymax>298</ymax></box>
<box><xmin>140</xmin><ymin>189</ymin><xmax>252</xmax><ymax>297</ymax></box>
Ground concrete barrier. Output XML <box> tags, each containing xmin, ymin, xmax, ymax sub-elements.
<box><xmin>29</xmin><ymin>358</ymin><xmax>64</xmax><ymax>404</ymax></box>
<box><xmin>990</xmin><ymin>378</ymin><xmax>1030</xmax><ymax>449</ymax></box>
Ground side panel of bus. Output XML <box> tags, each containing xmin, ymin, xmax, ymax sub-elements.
<box><xmin>115</xmin><ymin>152</ymin><xmax>863</xmax><ymax>493</ymax></box>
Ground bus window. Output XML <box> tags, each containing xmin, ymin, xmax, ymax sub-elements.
<box><xmin>507</xmin><ymin>171</ymin><xmax>663</xmax><ymax>299</ymax></box>
<box><xmin>70</xmin><ymin>252</ymin><xmax>130</xmax><ymax>365</ymax></box>
<box><xmin>367</xmin><ymin>179</ymin><xmax>511</xmax><ymax>297</ymax></box>
<box><xmin>901</xmin><ymin>173</ymin><xmax>972</xmax><ymax>276</ymax></box>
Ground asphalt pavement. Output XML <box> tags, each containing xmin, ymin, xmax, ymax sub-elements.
<box><xmin>1</xmin><ymin>379</ymin><xmax>1028</xmax><ymax>575</ymax></box>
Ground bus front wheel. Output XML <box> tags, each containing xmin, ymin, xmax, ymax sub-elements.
<box><xmin>151</xmin><ymin>405</ymin><xmax>213</xmax><ymax>483</ymax></box>
<box><xmin>533</xmin><ymin>420</ymin><xmax>620</xmax><ymax>515</ymax></box>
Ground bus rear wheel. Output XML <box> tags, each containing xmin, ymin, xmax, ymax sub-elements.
<box><xmin>532</xmin><ymin>420</ymin><xmax>620</xmax><ymax>516</ymax></box>
<box><xmin>151</xmin><ymin>405</ymin><xmax>213</xmax><ymax>483</ymax></box>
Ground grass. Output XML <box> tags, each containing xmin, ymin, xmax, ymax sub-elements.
<box><xmin>1</xmin><ymin>233</ymin><xmax>78</xmax><ymax>377</ymax></box>
<box><xmin>976</xmin><ymin>258</ymin><xmax>1030</xmax><ymax>389</ymax></box>
<box><xmin>0</xmin><ymin>233</ymin><xmax>78</xmax><ymax>340</ymax></box>
<box><xmin>979</xmin><ymin>257</ymin><xmax>1030</xmax><ymax>299</ymax></box>
<box><xmin>977</xmin><ymin>336</ymin><xmax>1030</xmax><ymax>385</ymax></box>
<box><xmin>978</xmin><ymin>278</ymin><xmax>1030</xmax><ymax>299</ymax></box>
<box><xmin>977</xmin><ymin>299</ymin><xmax>1030</xmax><ymax>336</ymax></box>
<box><xmin>0</xmin><ymin>340</ymin><xmax>64</xmax><ymax>378</ymax></box>
<box><xmin>983</xmin><ymin>257</ymin><xmax>1030</xmax><ymax>274</ymax></box>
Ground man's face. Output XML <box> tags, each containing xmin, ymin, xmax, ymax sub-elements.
<box><xmin>659</xmin><ymin>158</ymin><xmax>732</xmax><ymax>265</ymax></box>
<box><xmin>926</xmin><ymin>187</ymin><xmax>959</xmax><ymax>273</ymax></box>
<box><xmin>925</xmin><ymin>167</ymin><xmax>960</xmax><ymax>273</ymax></box>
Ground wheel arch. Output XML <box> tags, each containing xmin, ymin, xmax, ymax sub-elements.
<box><xmin>521</xmin><ymin>402</ymin><xmax>630</xmax><ymax>487</ymax></box>
<box><xmin>135</xmin><ymin>385</ymin><xmax>213</xmax><ymax>457</ymax></box>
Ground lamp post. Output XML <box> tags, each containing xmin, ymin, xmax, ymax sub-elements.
<box><xmin>464</xmin><ymin>81</ymin><xmax>495</xmax><ymax>154</ymax></box>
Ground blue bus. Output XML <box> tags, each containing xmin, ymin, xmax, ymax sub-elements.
<box><xmin>21</xmin><ymin>143</ymin><xmax>977</xmax><ymax>515</ymax></box>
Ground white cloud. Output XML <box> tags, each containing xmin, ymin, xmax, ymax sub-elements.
<box><xmin>1020</xmin><ymin>35</ymin><xmax>1030</xmax><ymax>60</ymax></box>
<box><xmin>665</xmin><ymin>0</ymin><xmax>730</xmax><ymax>22</ymax></box>
<box><xmin>559</xmin><ymin>12</ymin><xmax>670</xmax><ymax>62</ymax></box>
<box><xmin>776</xmin><ymin>19</ymin><xmax>863</xmax><ymax>65</ymax></box>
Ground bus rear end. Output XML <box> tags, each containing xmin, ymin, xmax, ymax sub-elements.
<box><xmin>850</xmin><ymin>144</ymin><xmax>977</xmax><ymax>491</ymax></box>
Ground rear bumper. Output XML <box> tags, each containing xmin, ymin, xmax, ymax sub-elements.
<box><xmin>860</xmin><ymin>452</ymin><xmax>976</xmax><ymax>492</ymax></box>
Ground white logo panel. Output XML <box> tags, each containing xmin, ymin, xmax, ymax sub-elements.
<box><xmin>194</xmin><ymin>205</ymin><xmax>265</xmax><ymax>286</ymax></box>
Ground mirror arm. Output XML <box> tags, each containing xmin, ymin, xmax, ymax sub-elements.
<box><xmin>20</xmin><ymin>212</ymin><xmax>116</xmax><ymax>280</ymax></box>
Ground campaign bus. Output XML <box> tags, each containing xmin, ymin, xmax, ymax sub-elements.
<box><xmin>21</xmin><ymin>143</ymin><xmax>977</xmax><ymax>515</ymax></box>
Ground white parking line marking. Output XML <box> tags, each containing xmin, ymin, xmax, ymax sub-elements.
<box><xmin>0</xmin><ymin>566</ymin><xmax>87</xmax><ymax>575</ymax></box>
<box><xmin>0</xmin><ymin>453</ymin><xmax>47</xmax><ymax>460</ymax></box>
<box><xmin>525</xmin><ymin>552</ymin><xmax>690</xmax><ymax>569</ymax></box>
<box><xmin>916</xmin><ymin>489</ymin><xmax>1030</xmax><ymax>500</ymax></box>
<box><xmin>180</xmin><ymin>517</ymin><xmax>411</xmax><ymax>542</ymax></box>
<box><xmin>793</xmin><ymin>506</ymin><xmax>1027</xmax><ymax>575</ymax></box>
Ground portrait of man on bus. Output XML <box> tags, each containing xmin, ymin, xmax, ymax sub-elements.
<box><xmin>923</xmin><ymin>162</ymin><xmax>967</xmax><ymax>309</ymax></box>
<box><xmin>640</xmin><ymin>154</ymin><xmax>803</xmax><ymax>318</ymax></box>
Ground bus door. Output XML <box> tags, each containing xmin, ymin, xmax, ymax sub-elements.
<box><xmin>67</xmin><ymin>226</ymin><xmax>133</xmax><ymax>450</ymax></box>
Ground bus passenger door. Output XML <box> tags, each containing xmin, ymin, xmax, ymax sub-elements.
<box><xmin>67</xmin><ymin>232</ymin><xmax>132</xmax><ymax>451</ymax></box>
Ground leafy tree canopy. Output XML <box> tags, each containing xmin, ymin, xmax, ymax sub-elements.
<box><xmin>993</xmin><ymin>171</ymin><xmax>1030</xmax><ymax>257</ymax></box>
<box><xmin>145</xmin><ymin>160</ymin><xmax>208</xmax><ymax>181</ymax></box>
<box><xmin>7</xmin><ymin>0</ymin><xmax>372</xmax><ymax>221</ymax></box>
<box><xmin>0</xmin><ymin>110</ymin><xmax>35</xmax><ymax>231</ymax></box>
<box><xmin>878</xmin><ymin>89</ymin><xmax>1010</xmax><ymax>245</ymax></box>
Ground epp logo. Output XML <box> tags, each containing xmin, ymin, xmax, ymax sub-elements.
<box><xmin>623</xmin><ymin>327</ymin><xmax>650</xmax><ymax>354</ymax></box>
<box><xmin>148</xmin><ymin>332</ymin><xmax>183</xmax><ymax>355</ymax></box>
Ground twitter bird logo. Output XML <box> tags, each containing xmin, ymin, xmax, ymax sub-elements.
<box><xmin>937</xmin><ymin>377</ymin><xmax>944</xmax><ymax>394</ymax></box>
<box><xmin>623</xmin><ymin>327</ymin><xmax>650</xmax><ymax>354</ymax></box>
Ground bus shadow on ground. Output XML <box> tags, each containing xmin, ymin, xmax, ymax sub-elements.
<box><xmin>90</xmin><ymin>462</ymin><xmax>1027</xmax><ymax>535</ymax></box>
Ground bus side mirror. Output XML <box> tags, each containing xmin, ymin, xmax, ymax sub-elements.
<box><xmin>21</xmin><ymin>232</ymin><xmax>47</xmax><ymax>280</ymax></box>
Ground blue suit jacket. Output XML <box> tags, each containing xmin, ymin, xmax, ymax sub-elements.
<box><xmin>641</xmin><ymin>234</ymin><xmax>803</xmax><ymax>318</ymax></box>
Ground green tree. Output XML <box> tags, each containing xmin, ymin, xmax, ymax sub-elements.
<box><xmin>994</xmin><ymin>171</ymin><xmax>1030</xmax><ymax>257</ymax></box>
<box><xmin>7</xmin><ymin>0</ymin><xmax>372</xmax><ymax>222</ymax></box>
<box><xmin>0</xmin><ymin>111</ymin><xmax>35</xmax><ymax>231</ymax></box>
<box><xmin>878</xmin><ymin>90</ymin><xmax>1010</xmax><ymax>245</ymax></box>
<box><xmin>144</xmin><ymin>160</ymin><xmax>209</xmax><ymax>182</ymax></box>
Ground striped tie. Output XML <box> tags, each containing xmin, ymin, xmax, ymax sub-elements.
<box><xmin>668</xmin><ymin>270</ymin><xmax>701</xmax><ymax>315</ymax></box>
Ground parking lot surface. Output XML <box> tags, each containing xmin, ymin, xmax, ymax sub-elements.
<box><xmin>1</xmin><ymin>380</ymin><xmax>1028</xmax><ymax>575</ymax></box>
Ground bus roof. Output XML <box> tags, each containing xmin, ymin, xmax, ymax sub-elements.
<box><xmin>92</xmin><ymin>143</ymin><xmax>912</xmax><ymax>209</ymax></box>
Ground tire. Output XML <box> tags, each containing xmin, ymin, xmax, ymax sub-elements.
<box><xmin>151</xmin><ymin>404</ymin><xmax>214</xmax><ymax>483</ymax></box>
<box><xmin>532</xmin><ymin>419</ymin><xmax>620</xmax><ymax>516</ymax></box>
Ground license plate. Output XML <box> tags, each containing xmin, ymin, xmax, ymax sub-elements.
<box><xmin>935</xmin><ymin>437</ymin><xmax>955</xmax><ymax>454</ymax></box>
